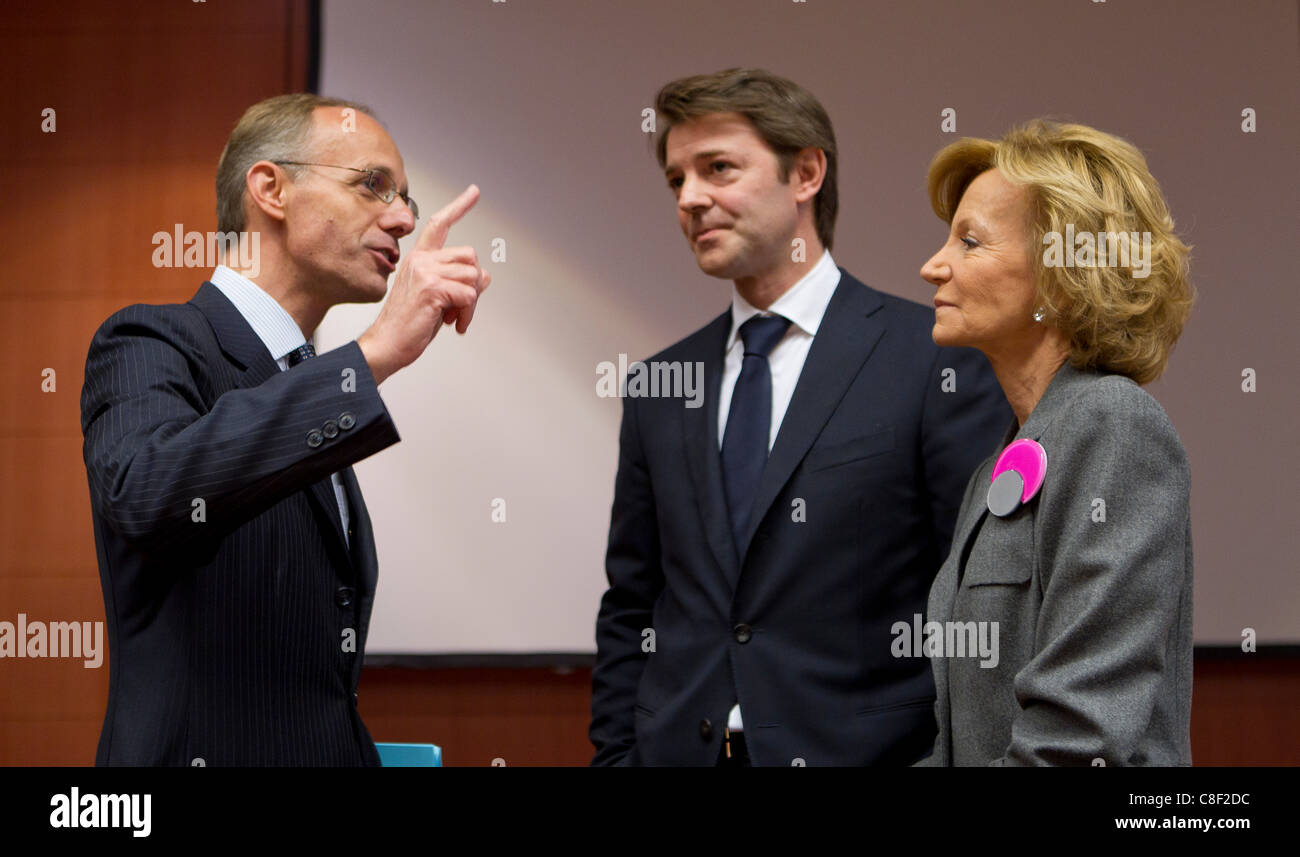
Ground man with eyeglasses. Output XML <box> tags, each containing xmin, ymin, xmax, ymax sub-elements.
<box><xmin>80</xmin><ymin>93</ymin><xmax>489</xmax><ymax>765</ymax></box>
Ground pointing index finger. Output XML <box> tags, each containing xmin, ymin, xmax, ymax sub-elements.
<box><xmin>417</xmin><ymin>184</ymin><xmax>480</xmax><ymax>251</ymax></box>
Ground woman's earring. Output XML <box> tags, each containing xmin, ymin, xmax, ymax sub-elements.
<box><xmin>1032</xmin><ymin>307</ymin><xmax>1046</xmax><ymax>323</ymax></box>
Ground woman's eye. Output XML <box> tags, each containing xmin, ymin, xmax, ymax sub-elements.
<box><xmin>961</xmin><ymin>236</ymin><xmax>979</xmax><ymax>249</ymax></box>
<box><xmin>711</xmin><ymin>161</ymin><xmax>730</xmax><ymax>174</ymax></box>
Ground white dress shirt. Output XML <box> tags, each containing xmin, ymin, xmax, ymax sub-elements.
<box><xmin>718</xmin><ymin>250</ymin><xmax>842</xmax><ymax>731</ymax></box>
<box><xmin>210</xmin><ymin>265</ymin><xmax>350</xmax><ymax>548</ymax></box>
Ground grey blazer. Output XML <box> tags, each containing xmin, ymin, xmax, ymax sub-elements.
<box><xmin>916</xmin><ymin>362</ymin><xmax>1193</xmax><ymax>766</ymax></box>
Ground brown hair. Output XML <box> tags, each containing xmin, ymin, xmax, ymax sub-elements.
<box><xmin>215</xmin><ymin>93</ymin><xmax>378</xmax><ymax>235</ymax></box>
<box><xmin>927</xmin><ymin>120</ymin><xmax>1194</xmax><ymax>384</ymax></box>
<box><xmin>654</xmin><ymin>68</ymin><xmax>838</xmax><ymax>251</ymax></box>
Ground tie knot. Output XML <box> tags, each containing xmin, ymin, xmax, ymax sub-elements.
<box><xmin>287</xmin><ymin>342</ymin><xmax>316</xmax><ymax>367</ymax></box>
<box><xmin>739</xmin><ymin>315</ymin><xmax>791</xmax><ymax>358</ymax></box>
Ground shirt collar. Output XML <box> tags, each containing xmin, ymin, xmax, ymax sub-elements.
<box><xmin>209</xmin><ymin>265</ymin><xmax>309</xmax><ymax>364</ymax></box>
<box><xmin>726</xmin><ymin>250</ymin><xmax>842</xmax><ymax>350</ymax></box>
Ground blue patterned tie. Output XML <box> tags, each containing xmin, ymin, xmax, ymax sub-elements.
<box><xmin>287</xmin><ymin>342</ymin><xmax>316</xmax><ymax>367</ymax></box>
<box><xmin>721</xmin><ymin>314</ymin><xmax>792</xmax><ymax>552</ymax></box>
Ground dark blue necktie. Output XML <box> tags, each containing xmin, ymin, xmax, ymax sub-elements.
<box><xmin>287</xmin><ymin>342</ymin><xmax>316</xmax><ymax>367</ymax></box>
<box><xmin>721</xmin><ymin>314</ymin><xmax>792</xmax><ymax>551</ymax></box>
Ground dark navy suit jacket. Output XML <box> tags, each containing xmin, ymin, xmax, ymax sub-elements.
<box><xmin>81</xmin><ymin>282</ymin><xmax>400</xmax><ymax>765</ymax></box>
<box><xmin>590</xmin><ymin>270</ymin><xmax>1012</xmax><ymax>766</ymax></box>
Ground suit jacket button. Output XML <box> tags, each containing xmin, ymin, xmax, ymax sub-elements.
<box><xmin>699</xmin><ymin>719</ymin><xmax>713</xmax><ymax>740</ymax></box>
<box><xmin>733</xmin><ymin>623</ymin><xmax>752</xmax><ymax>644</ymax></box>
<box><xmin>338</xmin><ymin>412</ymin><xmax>356</xmax><ymax>430</ymax></box>
<box><xmin>306</xmin><ymin>429</ymin><xmax>324</xmax><ymax>448</ymax></box>
<box><xmin>335</xmin><ymin>586</ymin><xmax>354</xmax><ymax>608</ymax></box>
<box><xmin>322</xmin><ymin>419</ymin><xmax>339</xmax><ymax>439</ymax></box>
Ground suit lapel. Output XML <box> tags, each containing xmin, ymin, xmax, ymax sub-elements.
<box><xmin>339</xmin><ymin>466</ymin><xmax>373</xmax><ymax>591</ymax></box>
<box><xmin>736</xmin><ymin>273</ymin><xmax>886</xmax><ymax>560</ymax></box>
<box><xmin>681</xmin><ymin>312</ymin><xmax>742</xmax><ymax>588</ymax></box>
<box><xmin>191</xmin><ymin>281</ymin><xmax>353</xmax><ymax>569</ymax></box>
<box><xmin>927</xmin><ymin>453</ymin><xmax>998</xmax><ymax>766</ymax></box>
<box><xmin>926</xmin><ymin>552</ymin><xmax>958</xmax><ymax>763</ymax></box>
<box><xmin>339</xmin><ymin>465</ymin><xmax>374</xmax><ymax>689</ymax></box>
<box><xmin>947</xmin><ymin>460</ymin><xmax>996</xmax><ymax>587</ymax></box>
<box><xmin>191</xmin><ymin>281</ymin><xmax>281</xmax><ymax>387</ymax></box>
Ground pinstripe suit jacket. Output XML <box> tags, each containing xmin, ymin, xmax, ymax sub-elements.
<box><xmin>81</xmin><ymin>281</ymin><xmax>401</xmax><ymax>766</ymax></box>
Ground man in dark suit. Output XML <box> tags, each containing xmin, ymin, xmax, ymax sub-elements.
<box><xmin>81</xmin><ymin>94</ymin><xmax>490</xmax><ymax>765</ymax></box>
<box><xmin>590</xmin><ymin>69</ymin><xmax>1012</xmax><ymax>766</ymax></box>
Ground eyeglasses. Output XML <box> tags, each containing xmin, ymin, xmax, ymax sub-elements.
<box><xmin>273</xmin><ymin>161</ymin><xmax>419</xmax><ymax>219</ymax></box>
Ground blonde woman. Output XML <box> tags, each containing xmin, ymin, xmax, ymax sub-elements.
<box><xmin>915</xmin><ymin>120</ymin><xmax>1195</xmax><ymax>766</ymax></box>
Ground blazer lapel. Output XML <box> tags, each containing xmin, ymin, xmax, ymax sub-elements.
<box><xmin>681</xmin><ymin>312</ymin><xmax>742</xmax><ymax>588</ymax></box>
<box><xmin>339</xmin><ymin>465</ymin><xmax>373</xmax><ymax>689</ymax></box>
<box><xmin>191</xmin><ymin>281</ymin><xmax>281</xmax><ymax>388</ymax></box>
<box><xmin>340</xmin><ymin>466</ymin><xmax>373</xmax><ymax>593</ymax></box>
<box><xmin>191</xmin><ymin>281</ymin><xmax>353</xmax><ymax>568</ymax></box>
<box><xmin>946</xmin><ymin>365</ymin><xmax>1097</xmax><ymax>568</ymax></box>
<box><xmin>737</xmin><ymin>273</ymin><xmax>886</xmax><ymax>560</ymax></box>
<box><xmin>926</xmin><ymin>451</ymin><xmax>1000</xmax><ymax>766</ymax></box>
<box><xmin>948</xmin><ymin>459</ymin><xmax>997</xmax><ymax>587</ymax></box>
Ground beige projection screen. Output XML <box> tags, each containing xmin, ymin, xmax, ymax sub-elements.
<box><xmin>313</xmin><ymin>0</ymin><xmax>1300</xmax><ymax>655</ymax></box>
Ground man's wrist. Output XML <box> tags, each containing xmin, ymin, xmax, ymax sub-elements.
<box><xmin>357</xmin><ymin>333</ymin><xmax>394</xmax><ymax>386</ymax></box>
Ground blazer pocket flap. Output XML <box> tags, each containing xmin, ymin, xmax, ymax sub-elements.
<box><xmin>962</xmin><ymin>513</ymin><xmax>1034</xmax><ymax>586</ymax></box>
<box><xmin>964</xmin><ymin>563</ymin><xmax>1032</xmax><ymax>586</ymax></box>
<box><xmin>807</xmin><ymin>426</ymin><xmax>895</xmax><ymax>471</ymax></box>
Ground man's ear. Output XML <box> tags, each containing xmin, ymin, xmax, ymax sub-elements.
<box><xmin>791</xmin><ymin>147</ymin><xmax>826</xmax><ymax>204</ymax></box>
<box><xmin>243</xmin><ymin>160</ymin><xmax>291</xmax><ymax>227</ymax></box>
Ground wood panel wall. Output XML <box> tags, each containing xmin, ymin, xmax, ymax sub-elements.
<box><xmin>353</xmin><ymin>657</ymin><xmax>1300</xmax><ymax>767</ymax></box>
<box><xmin>0</xmin><ymin>0</ymin><xmax>313</xmax><ymax>765</ymax></box>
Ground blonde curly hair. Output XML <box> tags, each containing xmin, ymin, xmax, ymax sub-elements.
<box><xmin>927</xmin><ymin>120</ymin><xmax>1194</xmax><ymax>384</ymax></box>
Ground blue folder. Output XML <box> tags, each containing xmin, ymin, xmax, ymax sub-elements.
<box><xmin>376</xmin><ymin>742</ymin><xmax>442</xmax><ymax>767</ymax></box>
